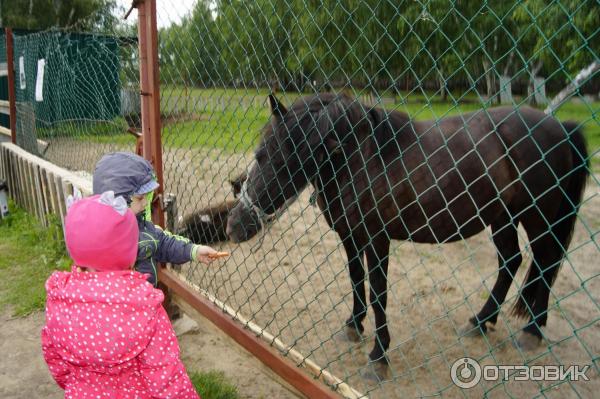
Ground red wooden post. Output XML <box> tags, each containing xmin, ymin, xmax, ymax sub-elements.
<box><xmin>137</xmin><ymin>0</ymin><xmax>164</xmax><ymax>228</ymax></box>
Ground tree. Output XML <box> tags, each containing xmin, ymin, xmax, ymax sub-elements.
<box><xmin>513</xmin><ymin>0</ymin><xmax>600</xmax><ymax>104</ymax></box>
<box><xmin>0</xmin><ymin>0</ymin><xmax>120</xmax><ymax>31</ymax></box>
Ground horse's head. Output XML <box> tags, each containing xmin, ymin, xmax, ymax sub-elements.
<box><xmin>226</xmin><ymin>93</ymin><xmax>361</xmax><ymax>242</ymax></box>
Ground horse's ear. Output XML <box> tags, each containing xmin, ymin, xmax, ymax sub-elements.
<box><xmin>269</xmin><ymin>94</ymin><xmax>287</xmax><ymax>119</ymax></box>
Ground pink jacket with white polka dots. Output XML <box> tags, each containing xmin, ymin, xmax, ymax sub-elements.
<box><xmin>42</xmin><ymin>269</ymin><xmax>200</xmax><ymax>399</ymax></box>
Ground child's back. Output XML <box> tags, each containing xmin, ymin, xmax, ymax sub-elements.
<box><xmin>42</xmin><ymin>192</ymin><xmax>200</xmax><ymax>399</ymax></box>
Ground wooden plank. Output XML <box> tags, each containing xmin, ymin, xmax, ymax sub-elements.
<box><xmin>54</xmin><ymin>175</ymin><xmax>66</xmax><ymax>225</ymax></box>
<box><xmin>17</xmin><ymin>157</ymin><xmax>28</xmax><ymax>212</ymax></box>
<box><xmin>44</xmin><ymin>169</ymin><xmax>59</xmax><ymax>217</ymax></box>
<box><xmin>5</xmin><ymin>148</ymin><xmax>16</xmax><ymax>206</ymax></box>
<box><xmin>26</xmin><ymin>159</ymin><xmax>40</xmax><ymax>221</ymax></box>
<box><xmin>37</xmin><ymin>164</ymin><xmax>51</xmax><ymax>226</ymax></box>
<box><xmin>16</xmin><ymin>156</ymin><xmax>26</xmax><ymax>212</ymax></box>
<box><xmin>13</xmin><ymin>152</ymin><xmax>22</xmax><ymax>207</ymax></box>
<box><xmin>0</xmin><ymin>146</ymin><xmax>5</xmax><ymax>180</ymax></box>
<box><xmin>40</xmin><ymin>168</ymin><xmax>50</xmax><ymax>216</ymax></box>
<box><xmin>47</xmin><ymin>171</ymin><xmax>58</xmax><ymax>217</ymax></box>
<box><xmin>159</xmin><ymin>268</ymin><xmax>343</xmax><ymax>399</ymax></box>
<box><xmin>6</xmin><ymin>148</ymin><xmax>15</xmax><ymax>203</ymax></box>
<box><xmin>2</xmin><ymin>150</ymin><xmax>18</xmax><ymax>203</ymax></box>
<box><xmin>26</xmin><ymin>160</ymin><xmax>38</xmax><ymax>220</ymax></box>
<box><xmin>0</xmin><ymin>103</ymin><xmax>9</xmax><ymax>116</ymax></box>
<box><xmin>31</xmin><ymin>162</ymin><xmax>44</xmax><ymax>225</ymax></box>
<box><xmin>4</xmin><ymin>148</ymin><xmax>12</xmax><ymax>204</ymax></box>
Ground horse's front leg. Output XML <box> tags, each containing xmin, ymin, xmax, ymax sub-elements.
<box><xmin>342</xmin><ymin>238</ymin><xmax>366</xmax><ymax>342</ymax></box>
<box><xmin>365</xmin><ymin>236</ymin><xmax>391</xmax><ymax>380</ymax></box>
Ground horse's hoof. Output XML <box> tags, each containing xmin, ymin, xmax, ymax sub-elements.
<box><xmin>458</xmin><ymin>319</ymin><xmax>485</xmax><ymax>338</ymax></box>
<box><xmin>361</xmin><ymin>360</ymin><xmax>390</xmax><ymax>383</ymax></box>
<box><xmin>344</xmin><ymin>325</ymin><xmax>363</xmax><ymax>343</ymax></box>
<box><xmin>514</xmin><ymin>331</ymin><xmax>542</xmax><ymax>351</ymax></box>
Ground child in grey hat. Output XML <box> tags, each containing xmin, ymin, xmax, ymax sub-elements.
<box><xmin>93</xmin><ymin>151</ymin><xmax>220</xmax><ymax>286</ymax></box>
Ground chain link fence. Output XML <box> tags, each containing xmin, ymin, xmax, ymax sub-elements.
<box><xmin>156</xmin><ymin>1</ymin><xmax>599</xmax><ymax>397</ymax></box>
<box><xmin>5</xmin><ymin>0</ymin><xmax>600</xmax><ymax>397</ymax></box>
<box><xmin>7</xmin><ymin>24</ymin><xmax>139</xmax><ymax>169</ymax></box>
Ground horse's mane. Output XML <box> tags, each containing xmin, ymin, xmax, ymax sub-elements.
<box><xmin>259</xmin><ymin>93</ymin><xmax>410</xmax><ymax>159</ymax></box>
<box><xmin>304</xmin><ymin>93</ymin><xmax>410</xmax><ymax>151</ymax></box>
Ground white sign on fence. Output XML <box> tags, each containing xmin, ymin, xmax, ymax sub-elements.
<box><xmin>19</xmin><ymin>56</ymin><xmax>26</xmax><ymax>90</ymax></box>
<box><xmin>35</xmin><ymin>59</ymin><xmax>46</xmax><ymax>102</ymax></box>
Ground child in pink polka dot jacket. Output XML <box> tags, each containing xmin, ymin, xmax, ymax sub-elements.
<box><xmin>42</xmin><ymin>192</ymin><xmax>201</xmax><ymax>399</ymax></box>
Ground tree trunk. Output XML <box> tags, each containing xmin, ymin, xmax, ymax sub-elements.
<box><xmin>483</xmin><ymin>59</ymin><xmax>496</xmax><ymax>103</ymax></box>
<box><xmin>528</xmin><ymin>60</ymin><xmax>543</xmax><ymax>105</ymax></box>
<box><xmin>437</xmin><ymin>70</ymin><xmax>447</xmax><ymax>101</ymax></box>
<box><xmin>503</xmin><ymin>51</ymin><xmax>515</xmax><ymax>76</ymax></box>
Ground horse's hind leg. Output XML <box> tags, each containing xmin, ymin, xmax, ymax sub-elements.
<box><xmin>342</xmin><ymin>238</ymin><xmax>367</xmax><ymax>342</ymax></box>
<box><xmin>461</xmin><ymin>217</ymin><xmax>522</xmax><ymax>336</ymax></box>
<box><xmin>514</xmin><ymin>231</ymin><xmax>564</xmax><ymax>351</ymax></box>
<box><xmin>364</xmin><ymin>236</ymin><xmax>391</xmax><ymax>380</ymax></box>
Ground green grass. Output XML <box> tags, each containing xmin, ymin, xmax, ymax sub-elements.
<box><xmin>46</xmin><ymin>87</ymin><xmax>598</xmax><ymax>168</ymax></box>
<box><xmin>190</xmin><ymin>370</ymin><xmax>240</xmax><ymax>399</ymax></box>
<box><xmin>0</xmin><ymin>201</ymin><xmax>71</xmax><ymax>316</ymax></box>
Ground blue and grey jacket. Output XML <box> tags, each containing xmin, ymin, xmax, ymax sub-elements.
<box><xmin>93</xmin><ymin>152</ymin><xmax>195</xmax><ymax>286</ymax></box>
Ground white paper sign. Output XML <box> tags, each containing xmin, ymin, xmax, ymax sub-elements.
<box><xmin>35</xmin><ymin>59</ymin><xmax>45</xmax><ymax>102</ymax></box>
<box><xmin>19</xmin><ymin>56</ymin><xmax>25</xmax><ymax>89</ymax></box>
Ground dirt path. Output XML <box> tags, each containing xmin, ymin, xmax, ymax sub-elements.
<box><xmin>0</xmin><ymin>308</ymin><xmax>300</xmax><ymax>399</ymax></box>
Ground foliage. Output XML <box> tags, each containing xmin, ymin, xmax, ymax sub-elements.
<box><xmin>157</xmin><ymin>0</ymin><xmax>599</xmax><ymax>97</ymax></box>
<box><xmin>0</xmin><ymin>0</ymin><xmax>122</xmax><ymax>31</ymax></box>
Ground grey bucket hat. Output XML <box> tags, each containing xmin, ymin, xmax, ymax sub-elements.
<box><xmin>93</xmin><ymin>152</ymin><xmax>159</xmax><ymax>200</ymax></box>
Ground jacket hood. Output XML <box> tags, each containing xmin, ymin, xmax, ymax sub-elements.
<box><xmin>43</xmin><ymin>270</ymin><xmax>164</xmax><ymax>368</ymax></box>
<box><xmin>93</xmin><ymin>152</ymin><xmax>156</xmax><ymax>199</ymax></box>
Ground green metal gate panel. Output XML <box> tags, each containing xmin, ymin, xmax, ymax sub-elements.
<box><xmin>13</xmin><ymin>31</ymin><xmax>121</xmax><ymax>128</ymax></box>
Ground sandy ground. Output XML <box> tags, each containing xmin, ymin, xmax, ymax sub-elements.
<box><xmin>0</xmin><ymin>306</ymin><xmax>299</xmax><ymax>399</ymax></box>
<box><xmin>42</xmin><ymin>137</ymin><xmax>600</xmax><ymax>398</ymax></box>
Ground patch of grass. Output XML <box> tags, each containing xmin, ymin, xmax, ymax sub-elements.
<box><xmin>0</xmin><ymin>201</ymin><xmax>70</xmax><ymax>316</ymax></box>
<box><xmin>162</xmin><ymin>108</ymin><xmax>268</xmax><ymax>152</ymax></box>
<box><xmin>45</xmin><ymin>87</ymin><xmax>598</xmax><ymax>164</ymax></box>
<box><xmin>189</xmin><ymin>370</ymin><xmax>239</xmax><ymax>399</ymax></box>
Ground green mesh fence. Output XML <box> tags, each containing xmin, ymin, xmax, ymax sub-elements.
<box><xmin>0</xmin><ymin>30</ymin><xmax>9</xmax><ymax>131</ymax></box>
<box><xmin>6</xmin><ymin>0</ymin><xmax>600</xmax><ymax>397</ymax></box>
<box><xmin>11</xmin><ymin>27</ymin><xmax>139</xmax><ymax>167</ymax></box>
<box><xmin>156</xmin><ymin>1</ymin><xmax>599</xmax><ymax>397</ymax></box>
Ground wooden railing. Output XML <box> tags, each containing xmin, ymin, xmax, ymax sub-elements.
<box><xmin>0</xmin><ymin>142</ymin><xmax>91</xmax><ymax>227</ymax></box>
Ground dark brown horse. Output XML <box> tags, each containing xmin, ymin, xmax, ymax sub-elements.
<box><xmin>226</xmin><ymin>93</ymin><xmax>588</xmax><ymax>378</ymax></box>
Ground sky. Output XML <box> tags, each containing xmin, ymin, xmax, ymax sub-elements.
<box><xmin>116</xmin><ymin>0</ymin><xmax>200</xmax><ymax>28</ymax></box>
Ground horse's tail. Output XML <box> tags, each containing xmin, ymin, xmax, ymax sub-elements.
<box><xmin>513</xmin><ymin>121</ymin><xmax>589</xmax><ymax>318</ymax></box>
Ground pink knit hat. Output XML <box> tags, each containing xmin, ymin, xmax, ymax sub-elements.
<box><xmin>65</xmin><ymin>192</ymin><xmax>139</xmax><ymax>271</ymax></box>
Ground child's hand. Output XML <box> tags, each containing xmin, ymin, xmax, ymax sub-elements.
<box><xmin>194</xmin><ymin>245</ymin><xmax>228</xmax><ymax>264</ymax></box>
